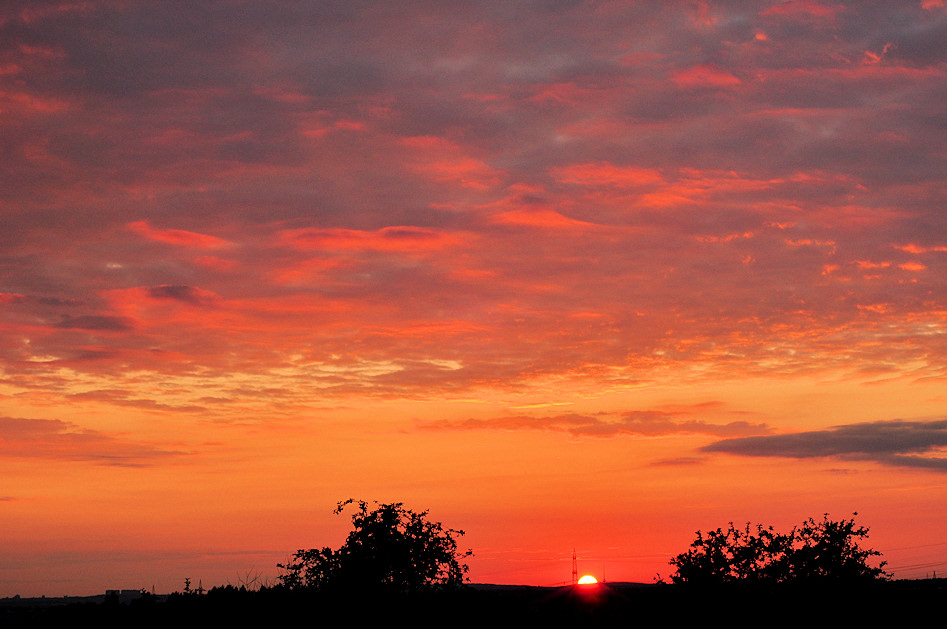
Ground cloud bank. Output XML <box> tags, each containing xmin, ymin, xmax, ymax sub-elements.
<box><xmin>0</xmin><ymin>1</ymin><xmax>944</xmax><ymax>406</ymax></box>
<box><xmin>704</xmin><ymin>419</ymin><xmax>947</xmax><ymax>471</ymax></box>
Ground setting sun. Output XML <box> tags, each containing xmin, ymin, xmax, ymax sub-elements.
<box><xmin>577</xmin><ymin>575</ymin><xmax>598</xmax><ymax>585</ymax></box>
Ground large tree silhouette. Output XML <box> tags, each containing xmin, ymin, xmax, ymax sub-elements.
<box><xmin>278</xmin><ymin>500</ymin><xmax>472</xmax><ymax>593</ymax></box>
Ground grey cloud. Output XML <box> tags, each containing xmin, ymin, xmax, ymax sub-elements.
<box><xmin>53</xmin><ymin>315</ymin><xmax>133</xmax><ymax>330</ymax></box>
<box><xmin>148</xmin><ymin>284</ymin><xmax>209</xmax><ymax>305</ymax></box>
<box><xmin>651</xmin><ymin>456</ymin><xmax>704</xmax><ymax>466</ymax></box>
<box><xmin>703</xmin><ymin>419</ymin><xmax>947</xmax><ymax>471</ymax></box>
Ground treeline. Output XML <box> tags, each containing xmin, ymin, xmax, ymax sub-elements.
<box><xmin>4</xmin><ymin>580</ymin><xmax>947</xmax><ymax>627</ymax></box>
<box><xmin>668</xmin><ymin>513</ymin><xmax>888</xmax><ymax>585</ymax></box>
<box><xmin>3</xmin><ymin>506</ymin><xmax>936</xmax><ymax>626</ymax></box>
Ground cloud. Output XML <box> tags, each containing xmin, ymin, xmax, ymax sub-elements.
<box><xmin>68</xmin><ymin>389</ymin><xmax>206</xmax><ymax>413</ymax></box>
<box><xmin>761</xmin><ymin>1</ymin><xmax>846</xmax><ymax>22</ymax></box>
<box><xmin>279</xmin><ymin>226</ymin><xmax>462</xmax><ymax>253</ymax></box>
<box><xmin>128</xmin><ymin>221</ymin><xmax>229</xmax><ymax>249</ymax></box>
<box><xmin>490</xmin><ymin>208</ymin><xmax>597</xmax><ymax>229</ymax></box>
<box><xmin>425</xmin><ymin>409</ymin><xmax>770</xmax><ymax>439</ymax></box>
<box><xmin>551</xmin><ymin>163</ymin><xmax>665</xmax><ymax>187</ymax></box>
<box><xmin>0</xmin><ymin>416</ymin><xmax>185</xmax><ymax>466</ymax></box>
<box><xmin>0</xmin><ymin>1</ymin><xmax>944</xmax><ymax>400</ymax></box>
<box><xmin>147</xmin><ymin>284</ymin><xmax>216</xmax><ymax>305</ymax></box>
<box><xmin>703</xmin><ymin>419</ymin><xmax>947</xmax><ymax>471</ymax></box>
<box><xmin>672</xmin><ymin>65</ymin><xmax>742</xmax><ymax>88</ymax></box>
<box><xmin>52</xmin><ymin>315</ymin><xmax>133</xmax><ymax>331</ymax></box>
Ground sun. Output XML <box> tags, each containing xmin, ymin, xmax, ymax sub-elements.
<box><xmin>577</xmin><ymin>575</ymin><xmax>598</xmax><ymax>585</ymax></box>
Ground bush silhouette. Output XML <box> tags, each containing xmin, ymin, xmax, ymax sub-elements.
<box><xmin>277</xmin><ymin>499</ymin><xmax>472</xmax><ymax>593</ymax></box>
<box><xmin>670</xmin><ymin>513</ymin><xmax>887</xmax><ymax>585</ymax></box>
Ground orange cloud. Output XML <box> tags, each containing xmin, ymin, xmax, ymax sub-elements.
<box><xmin>896</xmin><ymin>244</ymin><xmax>947</xmax><ymax>254</ymax></box>
<box><xmin>424</xmin><ymin>410</ymin><xmax>770</xmax><ymax>439</ymax></box>
<box><xmin>0</xmin><ymin>416</ymin><xmax>183</xmax><ymax>466</ymax></box>
<box><xmin>696</xmin><ymin>232</ymin><xmax>755</xmax><ymax>243</ymax></box>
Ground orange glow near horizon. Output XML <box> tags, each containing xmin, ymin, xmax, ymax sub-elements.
<box><xmin>1</xmin><ymin>1</ymin><xmax>946</xmax><ymax>598</ymax></box>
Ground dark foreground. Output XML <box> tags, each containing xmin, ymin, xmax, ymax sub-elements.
<box><xmin>3</xmin><ymin>580</ymin><xmax>945</xmax><ymax>627</ymax></box>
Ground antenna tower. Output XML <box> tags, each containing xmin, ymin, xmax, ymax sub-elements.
<box><xmin>572</xmin><ymin>548</ymin><xmax>578</xmax><ymax>585</ymax></box>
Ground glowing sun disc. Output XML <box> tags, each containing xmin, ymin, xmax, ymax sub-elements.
<box><xmin>577</xmin><ymin>575</ymin><xmax>598</xmax><ymax>584</ymax></box>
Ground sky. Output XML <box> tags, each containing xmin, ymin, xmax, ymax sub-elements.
<box><xmin>2</xmin><ymin>0</ymin><xmax>946</xmax><ymax>596</ymax></box>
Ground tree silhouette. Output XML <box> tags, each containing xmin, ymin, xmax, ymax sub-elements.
<box><xmin>669</xmin><ymin>513</ymin><xmax>887</xmax><ymax>585</ymax></box>
<box><xmin>786</xmin><ymin>514</ymin><xmax>887</xmax><ymax>582</ymax></box>
<box><xmin>669</xmin><ymin>522</ymin><xmax>793</xmax><ymax>585</ymax></box>
<box><xmin>277</xmin><ymin>499</ymin><xmax>472</xmax><ymax>593</ymax></box>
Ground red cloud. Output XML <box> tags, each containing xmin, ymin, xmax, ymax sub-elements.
<box><xmin>278</xmin><ymin>226</ymin><xmax>463</xmax><ymax>253</ymax></box>
<box><xmin>553</xmin><ymin>163</ymin><xmax>665</xmax><ymax>187</ymax></box>
<box><xmin>672</xmin><ymin>65</ymin><xmax>742</xmax><ymax>88</ymax></box>
<box><xmin>490</xmin><ymin>208</ymin><xmax>597</xmax><ymax>229</ymax></box>
<box><xmin>761</xmin><ymin>1</ymin><xmax>844</xmax><ymax>21</ymax></box>
<box><xmin>400</xmin><ymin>136</ymin><xmax>504</xmax><ymax>190</ymax></box>
<box><xmin>128</xmin><ymin>221</ymin><xmax>229</xmax><ymax>249</ymax></box>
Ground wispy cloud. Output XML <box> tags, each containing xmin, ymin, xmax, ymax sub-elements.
<box><xmin>0</xmin><ymin>416</ymin><xmax>186</xmax><ymax>466</ymax></box>
<box><xmin>425</xmin><ymin>409</ymin><xmax>769</xmax><ymax>439</ymax></box>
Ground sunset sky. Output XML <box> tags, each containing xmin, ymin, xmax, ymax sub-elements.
<box><xmin>2</xmin><ymin>0</ymin><xmax>946</xmax><ymax>596</ymax></box>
